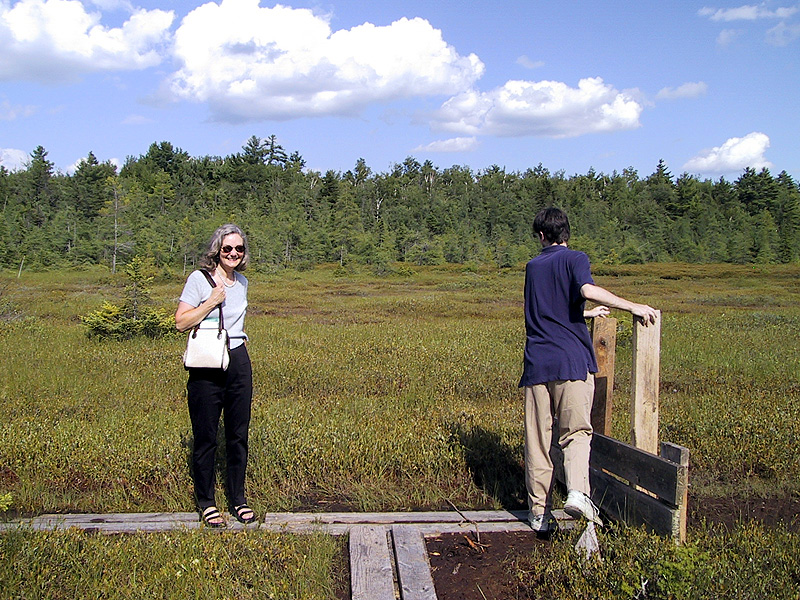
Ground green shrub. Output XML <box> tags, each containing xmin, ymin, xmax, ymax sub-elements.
<box><xmin>80</xmin><ymin>256</ymin><xmax>177</xmax><ymax>340</ymax></box>
<box><xmin>81</xmin><ymin>301</ymin><xmax>176</xmax><ymax>340</ymax></box>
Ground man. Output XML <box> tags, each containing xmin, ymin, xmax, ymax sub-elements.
<box><xmin>520</xmin><ymin>207</ymin><xmax>658</xmax><ymax>533</ymax></box>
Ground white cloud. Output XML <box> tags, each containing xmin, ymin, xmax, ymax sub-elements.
<box><xmin>516</xmin><ymin>55</ymin><xmax>544</xmax><ymax>69</ymax></box>
<box><xmin>699</xmin><ymin>5</ymin><xmax>799</xmax><ymax>21</ymax></box>
<box><xmin>165</xmin><ymin>0</ymin><xmax>484</xmax><ymax>121</ymax></box>
<box><xmin>0</xmin><ymin>148</ymin><xmax>29</xmax><ymax>171</ymax></box>
<box><xmin>413</xmin><ymin>137</ymin><xmax>478</xmax><ymax>153</ymax></box>
<box><xmin>767</xmin><ymin>20</ymin><xmax>800</xmax><ymax>44</ymax></box>
<box><xmin>430</xmin><ymin>77</ymin><xmax>643</xmax><ymax>138</ymax></box>
<box><xmin>683</xmin><ymin>132</ymin><xmax>773</xmax><ymax>174</ymax></box>
<box><xmin>121</xmin><ymin>113</ymin><xmax>154</xmax><ymax>125</ymax></box>
<box><xmin>0</xmin><ymin>0</ymin><xmax>174</xmax><ymax>82</ymax></box>
<box><xmin>656</xmin><ymin>81</ymin><xmax>708</xmax><ymax>100</ymax></box>
<box><xmin>716</xmin><ymin>28</ymin><xmax>742</xmax><ymax>45</ymax></box>
<box><xmin>0</xmin><ymin>98</ymin><xmax>36</xmax><ymax>119</ymax></box>
<box><xmin>86</xmin><ymin>0</ymin><xmax>133</xmax><ymax>11</ymax></box>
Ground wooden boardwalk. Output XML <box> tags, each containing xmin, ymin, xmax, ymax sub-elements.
<box><xmin>1</xmin><ymin>509</ymin><xmax>575</xmax><ymax>599</ymax></box>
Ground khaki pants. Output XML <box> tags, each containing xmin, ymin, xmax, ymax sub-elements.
<box><xmin>524</xmin><ymin>375</ymin><xmax>594</xmax><ymax>516</ymax></box>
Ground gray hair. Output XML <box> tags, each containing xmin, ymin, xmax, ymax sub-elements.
<box><xmin>198</xmin><ymin>224</ymin><xmax>250</xmax><ymax>271</ymax></box>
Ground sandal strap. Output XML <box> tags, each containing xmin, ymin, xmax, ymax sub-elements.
<box><xmin>234</xmin><ymin>504</ymin><xmax>253</xmax><ymax>517</ymax></box>
<box><xmin>201</xmin><ymin>506</ymin><xmax>223</xmax><ymax>522</ymax></box>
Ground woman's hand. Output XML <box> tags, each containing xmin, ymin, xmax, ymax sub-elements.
<box><xmin>207</xmin><ymin>278</ymin><xmax>226</xmax><ymax>307</ymax></box>
<box><xmin>175</xmin><ymin>285</ymin><xmax>226</xmax><ymax>332</ymax></box>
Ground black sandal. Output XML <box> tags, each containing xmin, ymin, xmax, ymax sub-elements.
<box><xmin>200</xmin><ymin>506</ymin><xmax>226</xmax><ymax>528</ymax></box>
<box><xmin>233</xmin><ymin>503</ymin><xmax>256</xmax><ymax>524</ymax></box>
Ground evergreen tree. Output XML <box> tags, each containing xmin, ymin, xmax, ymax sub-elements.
<box><xmin>776</xmin><ymin>171</ymin><xmax>800</xmax><ymax>262</ymax></box>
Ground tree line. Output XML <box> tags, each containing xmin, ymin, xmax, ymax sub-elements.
<box><xmin>2</xmin><ymin>135</ymin><xmax>799</xmax><ymax>273</ymax></box>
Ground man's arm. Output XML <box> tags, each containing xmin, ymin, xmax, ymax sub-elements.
<box><xmin>581</xmin><ymin>283</ymin><xmax>658</xmax><ymax>325</ymax></box>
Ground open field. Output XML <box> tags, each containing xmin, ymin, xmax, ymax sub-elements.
<box><xmin>1</xmin><ymin>263</ymin><xmax>799</xmax><ymax>598</ymax></box>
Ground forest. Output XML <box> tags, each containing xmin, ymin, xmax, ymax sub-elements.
<box><xmin>2</xmin><ymin>134</ymin><xmax>799</xmax><ymax>272</ymax></box>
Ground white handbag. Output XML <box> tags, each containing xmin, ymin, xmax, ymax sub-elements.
<box><xmin>183</xmin><ymin>271</ymin><xmax>230</xmax><ymax>370</ymax></box>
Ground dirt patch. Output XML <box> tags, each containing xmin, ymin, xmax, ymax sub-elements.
<box><xmin>332</xmin><ymin>537</ymin><xmax>351</xmax><ymax>600</ymax></box>
<box><xmin>425</xmin><ymin>494</ymin><xmax>800</xmax><ymax>600</ymax></box>
<box><xmin>427</xmin><ymin>531</ymin><xmax>545</xmax><ymax>600</ymax></box>
<box><xmin>0</xmin><ymin>465</ymin><xmax>19</xmax><ymax>486</ymax></box>
<box><xmin>688</xmin><ymin>492</ymin><xmax>800</xmax><ymax>532</ymax></box>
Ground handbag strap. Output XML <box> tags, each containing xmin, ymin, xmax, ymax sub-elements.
<box><xmin>198</xmin><ymin>269</ymin><xmax>225</xmax><ymax>333</ymax></box>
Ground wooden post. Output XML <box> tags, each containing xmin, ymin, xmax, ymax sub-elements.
<box><xmin>591</xmin><ymin>317</ymin><xmax>617</xmax><ymax>436</ymax></box>
<box><xmin>661</xmin><ymin>442</ymin><xmax>689</xmax><ymax>544</ymax></box>
<box><xmin>631</xmin><ymin>310</ymin><xmax>661</xmax><ymax>454</ymax></box>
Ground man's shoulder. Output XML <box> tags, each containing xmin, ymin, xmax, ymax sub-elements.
<box><xmin>531</xmin><ymin>245</ymin><xmax>588</xmax><ymax>262</ymax></box>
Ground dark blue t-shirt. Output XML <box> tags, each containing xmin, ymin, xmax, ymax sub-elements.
<box><xmin>518</xmin><ymin>244</ymin><xmax>598</xmax><ymax>387</ymax></box>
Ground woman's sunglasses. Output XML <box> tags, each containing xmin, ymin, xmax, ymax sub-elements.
<box><xmin>221</xmin><ymin>245</ymin><xmax>245</xmax><ymax>254</ymax></box>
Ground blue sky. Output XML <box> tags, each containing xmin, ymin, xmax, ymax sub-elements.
<box><xmin>1</xmin><ymin>0</ymin><xmax>799</xmax><ymax>181</ymax></box>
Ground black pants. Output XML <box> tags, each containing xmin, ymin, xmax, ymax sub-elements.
<box><xmin>187</xmin><ymin>344</ymin><xmax>252</xmax><ymax>509</ymax></box>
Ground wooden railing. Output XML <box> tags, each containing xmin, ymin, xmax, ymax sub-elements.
<box><xmin>555</xmin><ymin>312</ymin><xmax>689</xmax><ymax>542</ymax></box>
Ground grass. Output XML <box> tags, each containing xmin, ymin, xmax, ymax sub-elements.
<box><xmin>1</xmin><ymin>262</ymin><xmax>800</xmax><ymax>597</ymax></box>
<box><xmin>0</xmin><ymin>528</ymin><xmax>345</xmax><ymax>600</ymax></box>
<box><xmin>510</xmin><ymin>520</ymin><xmax>800</xmax><ymax>599</ymax></box>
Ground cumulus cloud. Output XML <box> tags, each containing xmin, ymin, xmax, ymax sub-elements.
<box><xmin>516</xmin><ymin>55</ymin><xmax>544</xmax><ymax>69</ymax></box>
<box><xmin>767</xmin><ymin>20</ymin><xmax>800</xmax><ymax>44</ymax></box>
<box><xmin>699</xmin><ymin>5</ymin><xmax>799</xmax><ymax>21</ymax></box>
<box><xmin>430</xmin><ymin>77</ymin><xmax>642</xmax><ymax>138</ymax></box>
<box><xmin>0</xmin><ymin>148</ymin><xmax>29</xmax><ymax>171</ymax></box>
<box><xmin>0</xmin><ymin>98</ymin><xmax>36</xmax><ymax>120</ymax></box>
<box><xmin>0</xmin><ymin>0</ymin><xmax>174</xmax><ymax>82</ymax></box>
<box><xmin>656</xmin><ymin>81</ymin><xmax>708</xmax><ymax>100</ymax></box>
<box><xmin>413</xmin><ymin>137</ymin><xmax>478</xmax><ymax>153</ymax></box>
<box><xmin>121</xmin><ymin>113</ymin><xmax>154</xmax><ymax>125</ymax></box>
<box><xmin>165</xmin><ymin>0</ymin><xmax>484</xmax><ymax>122</ymax></box>
<box><xmin>683</xmin><ymin>132</ymin><xmax>773</xmax><ymax>173</ymax></box>
<box><xmin>716</xmin><ymin>28</ymin><xmax>742</xmax><ymax>45</ymax></box>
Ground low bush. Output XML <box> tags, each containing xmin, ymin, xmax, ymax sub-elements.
<box><xmin>80</xmin><ymin>256</ymin><xmax>177</xmax><ymax>340</ymax></box>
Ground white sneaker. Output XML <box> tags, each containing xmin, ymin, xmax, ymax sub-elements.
<box><xmin>564</xmin><ymin>490</ymin><xmax>603</xmax><ymax>526</ymax></box>
<box><xmin>528</xmin><ymin>512</ymin><xmax>556</xmax><ymax>533</ymax></box>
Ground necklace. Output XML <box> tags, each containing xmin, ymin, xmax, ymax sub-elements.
<box><xmin>216</xmin><ymin>269</ymin><xmax>236</xmax><ymax>287</ymax></box>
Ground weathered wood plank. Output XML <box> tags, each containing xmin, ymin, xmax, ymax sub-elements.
<box><xmin>393</xmin><ymin>525</ymin><xmax>437</xmax><ymax>600</ymax></box>
<box><xmin>591</xmin><ymin>317</ymin><xmax>617</xmax><ymax>436</ymax></box>
<box><xmin>30</xmin><ymin>521</ymin><xmax>201</xmax><ymax>533</ymax></box>
<box><xmin>660</xmin><ymin>441</ymin><xmax>690</xmax><ymax>543</ymax></box>
<box><xmin>414</xmin><ymin>516</ymin><xmax>576</xmax><ymax>536</ymax></box>
<box><xmin>554</xmin><ymin>434</ymin><xmax>683</xmax><ymax>505</ymax></box>
<box><xmin>552</xmin><ymin>432</ymin><xmax>687</xmax><ymax>539</ymax></box>
<box><xmin>3</xmin><ymin>511</ymin><xmax>579</xmax><ymax>537</ymax></box>
<box><xmin>260</xmin><ymin>523</ymin><xmax>352</xmax><ymax>535</ymax></box>
<box><xmin>350</xmin><ymin>525</ymin><xmax>395</xmax><ymax>600</ymax></box>
<box><xmin>631</xmin><ymin>310</ymin><xmax>661</xmax><ymax>453</ymax></box>
<box><xmin>590</xmin><ymin>467</ymin><xmax>680</xmax><ymax>538</ymax></box>
<box><xmin>35</xmin><ymin>512</ymin><xmax>198</xmax><ymax>524</ymax></box>
<box><xmin>591</xmin><ymin>434</ymin><xmax>684</xmax><ymax>506</ymax></box>
<box><xmin>261</xmin><ymin>510</ymin><xmax>528</xmax><ymax>526</ymax></box>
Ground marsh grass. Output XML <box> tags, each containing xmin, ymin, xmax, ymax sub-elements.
<box><xmin>1</xmin><ymin>262</ymin><xmax>799</xmax><ymax>597</ymax></box>
<box><xmin>0</xmin><ymin>528</ymin><xmax>345</xmax><ymax>600</ymax></box>
<box><xmin>510</xmin><ymin>520</ymin><xmax>800</xmax><ymax>599</ymax></box>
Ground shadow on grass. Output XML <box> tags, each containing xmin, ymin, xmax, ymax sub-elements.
<box><xmin>448</xmin><ymin>422</ymin><xmax>526</xmax><ymax>511</ymax></box>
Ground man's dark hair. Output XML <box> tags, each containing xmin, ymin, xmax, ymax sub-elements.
<box><xmin>533</xmin><ymin>207</ymin><xmax>571</xmax><ymax>244</ymax></box>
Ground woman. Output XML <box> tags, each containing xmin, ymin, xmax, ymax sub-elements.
<box><xmin>175</xmin><ymin>224</ymin><xmax>256</xmax><ymax>527</ymax></box>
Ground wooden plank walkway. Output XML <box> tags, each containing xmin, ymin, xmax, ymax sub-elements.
<box><xmin>1</xmin><ymin>510</ymin><xmax>576</xmax><ymax>599</ymax></box>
